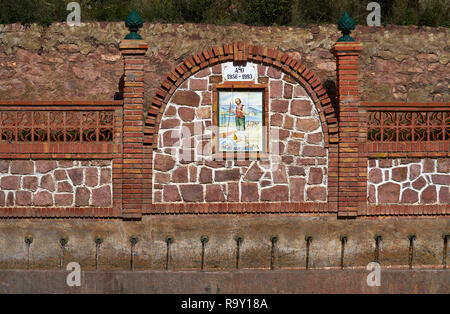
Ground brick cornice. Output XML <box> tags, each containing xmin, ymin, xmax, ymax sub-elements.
<box><xmin>119</xmin><ymin>39</ymin><xmax>149</xmax><ymax>54</ymax></box>
<box><xmin>331</xmin><ymin>42</ymin><xmax>363</xmax><ymax>54</ymax></box>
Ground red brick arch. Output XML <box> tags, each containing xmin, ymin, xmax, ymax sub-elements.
<box><xmin>143</xmin><ymin>41</ymin><xmax>338</xmax><ymax>148</ymax></box>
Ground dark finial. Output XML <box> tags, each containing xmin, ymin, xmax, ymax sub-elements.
<box><xmin>337</xmin><ymin>12</ymin><xmax>355</xmax><ymax>42</ymax></box>
<box><xmin>125</xmin><ymin>9</ymin><xmax>143</xmax><ymax>40</ymax></box>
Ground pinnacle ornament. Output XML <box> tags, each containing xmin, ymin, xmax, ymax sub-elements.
<box><xmin>125</xmin><ymin>9</ymin><xmax>143</xmax><ymax>40</ymax></box>
<box><xmin>337</xmin><ymin>12</ymin><xmax>355</xmax><ymax>42</ymax></box>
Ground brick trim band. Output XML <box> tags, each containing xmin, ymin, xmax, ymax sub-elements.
<box><xmin>0</xmin><ymin>207</ymin><xmax>118</xmax><ymax>218</ymax></box>
<box><xmin>362</xmin><ymin>205</ymin><xmax>449</xmax><ymax>216</ymax></box>
<box><xmin>144</xmin><ymin>202</ymin><xmax>334</xmax><ymax>214</ymax></box>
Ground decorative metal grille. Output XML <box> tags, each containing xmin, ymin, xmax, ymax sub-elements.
<box><xmin>0</xmin><ymin>111</ymin><xmax>114</xmax><ymax>142</ymax></box>
<box><xmin>368</xmin><ymin>111</ymin><xmax>450</xmax><ymax>142</ymax></box>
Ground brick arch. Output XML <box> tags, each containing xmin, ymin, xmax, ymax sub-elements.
<box><xmin>144</xmin><ymin>41</ymin><xmax>338</xmax><ymax>148</ymax></box>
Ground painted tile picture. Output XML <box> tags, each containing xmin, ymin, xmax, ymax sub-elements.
<box><xmin>217</xmin><ymin>90</ymin><xmax>265</xmax><ymax>152</ymax></box>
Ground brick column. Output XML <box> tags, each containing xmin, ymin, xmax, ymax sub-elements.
<box><xmin>119</xmin><ymin>39</ymin><xmax>148</xmax><ymax>218</ymax></box>
<box><xmin>331</xmin><ymin>41</ymin><xmax>365</xmax><ymax>218</ymax></box>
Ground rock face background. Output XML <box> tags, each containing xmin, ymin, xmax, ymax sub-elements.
<box><xmin>154</xmin><ymin>62</ymin><xmax>327</xmax><ymax>203</ymax></box>
<box><xmin>0</xmin><ymin>23</ymin><xmax>448</xmax><ymax>108</ymax></box>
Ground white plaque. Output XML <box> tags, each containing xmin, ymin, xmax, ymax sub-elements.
<box><xmin>223</xmin><ymin>64</ymin><xmax>256</xmax><ymax>82</ymax></box>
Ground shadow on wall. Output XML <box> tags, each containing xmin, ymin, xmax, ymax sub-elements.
<box><xmin>114</xmin><ymin>75</ymin><xmax>125</xmax><ymax>100</ymax></box>
<box><xmin>323</xmin><ymin>79</ymin><xmax>338</xmax><ymax>118</ymax></box>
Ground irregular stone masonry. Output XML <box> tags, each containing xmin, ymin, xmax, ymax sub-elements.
<box><xmin>0</xmin><ymin>160</ymin><xmax>112</xmax><ymax>207</ymax></box>
<box><xmin>0</xmin><ymin>23</ymin><xmax>447</xmax><ymax>104</ymax></box>
<box><xmin>368</xmin><ymin>158</ymin><xmax>449</xmax><ymax>204</ymax></box>
<box><xmin>153</xmin><ymin>62</ymin><xmax>328</xmax><ymax>203</ymax></box>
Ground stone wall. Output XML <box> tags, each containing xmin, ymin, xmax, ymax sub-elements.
<box><xmin>1</xmin><ymin>269</ymin><xmax>449</xmax><ymax>293</ymax></box>
<box><xmin>368</xmin><ymin>158</ymin><xmax>449</xmax><ymax>204</ymax></box>
<box><xmin>0</xmin><ymin>215</ymin><xmax>448</xmax><ymax>270</ymax></box>
<box><xmin>0</xmin><ymin>23</ymin><xmax>448</xmax><ymax>108</ymax></box>
<box><xmin>0</xmin><ymin>160</ymin><xmax>112</xmax><ymax>207</ymax></box>
<box><xmin>153</xmin><ymin>61</ymin><xmax>327</xmax><ymax>203</ymax></box>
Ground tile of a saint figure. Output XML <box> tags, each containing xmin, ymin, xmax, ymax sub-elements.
<box><xmin>217</xmin><ymin>90</ymin><xmax>264</xmax><ymax>152</ymax></box>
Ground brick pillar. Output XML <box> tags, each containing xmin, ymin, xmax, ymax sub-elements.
<box><xmin>119</xmin><ymin>39</ymin><xmax>148</xmax><ymax>218</ymax></box>
<box><xmin>331</xmin><ymin>41</ymin><xmax>365</xmax><ymax>218</ymax></box>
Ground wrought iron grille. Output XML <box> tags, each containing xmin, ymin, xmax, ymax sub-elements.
<box><xmin>368</xmin><ymin>111</ymin><xmax>450</xmax><ymax>142</ymax></box>
<box><xmin>0</xmin><ymin>111</ymin><xmax>114</xmax><ymax>142</ymax></box>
